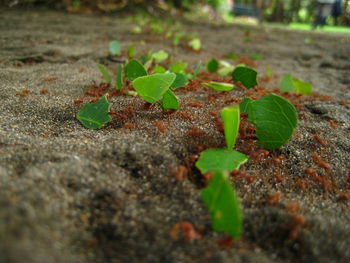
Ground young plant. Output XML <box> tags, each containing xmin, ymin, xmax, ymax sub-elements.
<box><xmin>76</xmin><ymin>94</ymin><xmax>111</xmax><ymax>129</ymax></box>
<box><xmin>196</xmin><ymin>105</ymin><xmax>248</xmax><ymax>174</ymax></box>
<box><xmin>279</xmin><ymin>74</ymin><xmax>313</xmax><ymax>95</ymax></box>
<box><xmin>240</xmin><ymin>93</ymin><xmax>298</xmax><ymax>150</ymax></box>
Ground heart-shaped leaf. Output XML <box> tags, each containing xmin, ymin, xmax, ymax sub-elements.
<box><xmin>76</xmin><ymin>94</ymin><xmax>111</xmax><ymax>129</ymax></box>
<box><xmin>221</xmin><ymin>105</ymin><xmax>240</xmax><ymax>150</ymax></box>
<box><xmin>232</xmin><ymin>66</ymin><xmax>258</xmax><ymax>89</ymax></box>
<box><xmin>201</xmin><ymin>171</ymin><xmax>243</xmax><ymax>239</ymax></box>
<box><xmin>125</xmin><ymin>59</ymin><xmax>148</xmax><ymax>81</ymax></box>
<box><xmin>240</xmin><ymin>93</ymin><xmax>298</xmax><ymax>150</ymax></box>
<box><xmin>160</xmin><ymin>89</ymin><xmax>179</xmax><ymax>110</ymax></box>
<box><xmin>132</xmin><ymin>73</ymin><xmax>176</xmax><ymax>103</ymax></box>
<box><xmin>196</xmin><ymin>148</ymin><xmax>248</xmax><ymax>174</ymax></box>
<box><xmin>203</xmin><ymin>82</ymin><xmax>235</xmax><ymax>92</ymax></box>
<box><xmin>109</xmin><ymin>40</ymin><xmax>121</xmax><ymax>56</ymax></box>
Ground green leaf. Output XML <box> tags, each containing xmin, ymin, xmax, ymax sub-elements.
<box><xmin>207</xmin><ymin>58</ymin><xmax>219</xmax><ymax>72</ymax></box>
<box><xmin>76</xmin><ymin>94</ymin><xmax>111</xmax><ymax>130</ymax></box>
<box><xmin>201</xmin><ymin>171</ymin><xmax>243</xmax><ymax>239</ymax></box>
<box><xmin>132</xmin><ymin>73</ymin><xmax>176</xmax><ymax>103</ymax></box>
<box><xmin>160</xmin><ymin>89</ymin><xmax>179</xmax><ymax>110</ymax></box>
<box><xmin>108</xmin><ymin>40</ymin><xmax>121</xmax><ymax>56</ymax></box>
<box><xmin>239</xmin><ymin>97</ymin><xmax>254</xmax><ymax>115</ymax></box>
<box><xmin>293</xmin><ymin>78</ymin><xmax>313</xmax><ymax>95</ymax></box>
<box><xmin>170</xmin><ymin>73</ymin><xmax>188</xmax><ymax>89</ymax></box>
<box><xmin>188</xmin><ymin>38</ymin><xmax>201</xmax><ymax>51</ymax></box>
<box><xmin>130</xmin><ymin>25</ymin><xmax>142</xmax><ymax>34</ymax></box>
<box><xmin>218</xmin><ymin>66</ymin><xmax>235</xmax><ymax>77</ymax></box>
<box><xmin>203</xmin><ymin>82</ymin><xmax>235</xmax><ymax>92</ymax></box>
<box><xmin>152</xmin><ymin>50</ymin><xmax>169</xmax><ymax>63</ymax></box>
<box><xmin>196</xmin><ymin>148</ymin><xmax>248</xmax><ymax>174</ymax></box>
<box><xmin>170</xmin><ymin>61</ymin><xmax>188</xmax><ymax>73</ymax></box>
<box><xmin>125</xmin><ymin>59</ymin><xmax>148</xmax><ymax>81</ymax></box>
<box><xmin>97</xmin><ymin>64</ymin><xmax>111</xmax><ymax>84</ymax></box>
<box><xmin>116</xmin><ymin>65</ymin><xmax>123</xmax><ymax>91</ymax></box>
<box><xmin>266</xmin><ymin>65</ymin><xmax>272</xmax><ymax>78</ymax></box>
<box><xmin>279</xmin><ymin>74</ymin><xmax>313</xmax><ymax>95</ymax></box>
<box><xmin>249</xmin><ymin>53</ymin><xmax>263</xmax><ymax>60</ymax></box>
<box><xmin>173</xmin><ymin>32</ymin><xmax>184</xmax><ymax>46</ymax></box>
<box><xmin>226</xmin><ymin>52</ymin><xmax>239</xmax><ymax>60</ymax></box>
<box><xmin>221</xmin><ymin>105</ymin><xmax>240</xmax><ymax>150</ymax></box>
<box><xmin>153</xmin><ymin>65</ymin><xmax>166</xmax><ymax>74</ymax></box>
<box><xmin>242</xmin><ymin>94</ymin><xmax>298</xmax><ymax>150</ymax></box>
<box><xmin>279</xmin><ymin>74</ymin><xmax>294</xmax><ymax>93</ymax></box>
<box><xmin>127</xmin><ymin>46</ymin><xmax>136</xmax><ymax>58</ymax></box>
<box><xmin>232</xmin><ymin>66</ymin><xmax>258</xmax><ymax>89</ymax></box>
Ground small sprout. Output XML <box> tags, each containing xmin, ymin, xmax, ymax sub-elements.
<box><xmin>201</xmin><ymin>171</ymin><xmax>243</xmax><ymax>239</ymax></box>
<box><xmin>170</xmin><ymin>61</ymin><xmax>188</xmax><ymax>73</ymax></box>
<box><xmin>240</xmin><ymin>93</ymin><xmax>298</xmax><ymax>150</ymax></box>
<box><xmin>132</xmin><ymin>73</ymin><xmax>176</xmax><ymax>103</ymax></box>
<box><xmin>76</xmin><ymin>94</ymin><xmax>111</xmax><ymax>129</ymax></box>
<box><xmin>125</xmin><ymin>59</ymin><xmax>148</xmax><ymax>81</ymax></box>
<box><xmin>153</xmin><ymin>65</ymin><xmax>167</xmax><ymax>74</ymax></box>
<box><xmin>151</xmin><ymin>50</ymin><xmax>169</xmax><ymax>63</ymax></box>
<box><xmin>188</xmin><ymin>38</ymin><xmax>201</xmax><ymax>51</ymax></box>
<box><xmin>97</xmin><ymin>64</ymin><xmax>112</xmax><ymax>84</ymax></box>
<box><xmin>170</xmin><ymin>73</ymin><xmax>188</xmax><ymax>89</ymax></box>
<box><xmin>160</xmin><ymin>90</ymin><xmax>179</xmax><ymax>110</ymax></box>
<box><xmin>232</xmin><ymin>66</ymin><xmax>258</xmax><ymax>89</ymax></box>
<box><xmin>279</xmin><ymin>74</ymin><xmax>313</xmax><ymax>95</ymax></box>
<box><xmin>206</xmin><ymin>58</ymin><xmax>219</xmax><ymax>72</ymax></box>
<box><xmin>127</xmin><ymin>45</ymin><xmax>136</xmax><ymax>58</ymax></box>
<box><xmin>130</xmin><ymin>25</ymin><xmax>142</xmax><ymax>34</ymax></box>
<box><xmin>116</xmin><ymin>65</ymin><xmax>123</xmax><ymax>91</ymax></box>
<box><xmin>203</xmin><ymin>82</ymin><xmax>235</xmax><ymax>92</ymax></box>
<box><xmin>108</xmin><ymin>40</ymin><xmax>121</xmax><ymax>56</ymax></box>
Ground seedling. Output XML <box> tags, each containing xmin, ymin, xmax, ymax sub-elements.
<box><xmin>279</xmin><ymin>74</ymin><xmax>313</xmax><ymax>95</ymax></box>
<box><xmin>196</xmin><ymin>105</ymin><xmax>248</xmax><ymax>173</ymax></box>
<box><xmin>201</xmin><ymin>171</ymin><xmax>243</xmax><ymax>239</ymax></box>
<box><xmin>108</xmin><ymin>40</ymin><xmax>121</xmax><ymax>56</ymax></box>
<box><xmin>232</xmin><ymin>66</ymin><xmax>258</xmax><ymax>89</ymax></box>
<box><xmin>76</xmin><ymin>94</ymin><xmax>111</xmax><ymax>129</ymax></box>
<box><xmin>203</xmin><ymin>82</ymin><xmax>235</xmax><ymax>92</ymax></box>
<box><xmin>240</xmin><ymin>94</ymin><xmax>298</xmax><ymax>150</ymax></box>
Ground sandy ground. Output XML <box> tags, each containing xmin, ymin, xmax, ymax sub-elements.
<box><xmin>0</xmin><ymin>9</ymin><xmax>350</xmax><ymax>263</ymax></box>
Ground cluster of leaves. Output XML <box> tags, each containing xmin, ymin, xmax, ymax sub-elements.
<box><xmin>128</xmin><ymin>13</ymin><xmax>202</xmax><ymax>51</ymax></box>
<box><xmin>76</xmin><ymin>41</ymin><xmax>303</xmax><ymax>240</ymax></box>
<box><xmin>196</xmin><ymin>65</ymin><xmax>298</xmax><ymax>239</ymax></box>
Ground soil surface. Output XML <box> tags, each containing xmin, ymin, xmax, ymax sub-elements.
<box><xmin>0</xmin><ymin>8</ymin><xmax>350</xmax><ymax>263</ymax></box>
